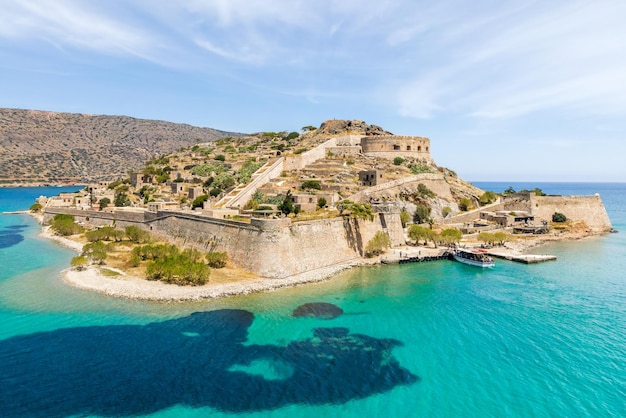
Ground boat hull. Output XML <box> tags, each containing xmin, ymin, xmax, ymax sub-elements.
<box><xmin>453</xmin><ymin>253</ymin><xmax>495</xmax><ymax>268</ymax></box>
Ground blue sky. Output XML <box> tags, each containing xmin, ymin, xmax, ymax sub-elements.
<box><xmin>1</xmin><ymin>1</ymin><xmax>625</xmax><ymax>182</ymax></box>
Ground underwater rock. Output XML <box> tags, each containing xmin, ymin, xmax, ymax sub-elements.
<box><xmin>293</xmin><ymin>302</ymin><xmax>344</xmax><ymax>319</ymax></box>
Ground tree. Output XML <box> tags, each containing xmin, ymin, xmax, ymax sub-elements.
<box><xmin>279</xmin><ymin>190</ymin><xmax>296</xmax><ymax>215</ymax></box>
<box><xmin>408</xmin><ymin>224</ymin><xmax>433</xmax><ymax>245</ymax></box>
<box><xmin>400</xmin><ymin>209</ymin><xmax>411</xmax><ymax>228</ymax></box>
<box><xmin>503</xmin><ymin>186</ymin><xmax>516</xmax><ymax>195</ymax></box>
<box><xmin>192</xmin><ymin>194</ymin><xmax>209</xmax><ymax>209</ymax></box>
<box><xmin>552</xmin><ymin>212</ymin><xmax>567</xmax><ymax>223</ymax></box>
<box><xmin>493</xmin><ymin>231</ymin><xmax>510</xmax><ymax>246</ymax></box>
<box><xmin>302</xmin><ymin>125</ymin><xmax>317</xmax><ymax>132</ymax></box>
<box><xmin>393</xmin><ymin>157</ymin><xmax>405</xmax><ymax>166</ymax></box>
<box><xmin>317</xmin><ymin>197</ymin><xmax>327</xmax><ymax>209</ymax></box>
<box><xmin>285</xmin><ymin>131</ymin><xmax>299</xmax><ymax>140</ymax></box>
<box><xmin>338</xmin><ymin>200</ymin><xmax>374</xmax><ymax>221</ymax></box>
<box><xmin>70</xmin><ymin>256</ymin><xmax>89</xmax><ymax>271</ymax></box>
<box><xmin>98</xmin><ymin>197</ymin><xmax>110</xmax><ymax>211</ymax></box>
<box><xmin>82</xmin><ymin>241</ymin><xmax>110</xmax><ymax>264</ymax></box>
<box><xmin>114</xmin><ymin>193</ymin><xmax>131</xmax><ymax>207</ymax></box>
<box><xmin>477</xmin><ymin>232</ymin><xmax>494</xmax><ymax>246</ymax></box>
<box><xmin>29</xmin><ymin>202</ymin><xmax>42</xmax><ymax>212</ymax></box>
<box><xmin>439</xmin><ymin>228</ymin><xmax>462</xmax><ymax>247</ymax></box>
<box><xmin>414</xmin><ymin>204</ymin><xmax>431</xmax><ymax>224</ymax></box>
<box><xmin>50</xmin><ymin>214</ymin><xmax>82</xmax><ymax>236</ymax></box>
<box><xmin>365</xmin><ymin>231</ymin><xmax>391</xmax><ymax>257</ymax></box>
<box><xmin>213</xmin><ymin>172</ymin><xmax>235</xmax><ymax>190</ymax></box>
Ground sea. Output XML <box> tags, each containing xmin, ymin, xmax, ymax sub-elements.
<box><xmin>0</xmin><ymin>183</ymin><xmax>624</xmax><ymax>417</ymax></box>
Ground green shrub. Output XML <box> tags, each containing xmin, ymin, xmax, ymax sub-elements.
<box><xmin>442</xmin><ymin>206</ymin><xmax>452</xmax><ymax>218</ymax></box>
<box><xmin>393</xmin><ymin>157</ymin><xmax>405</xmax><ymax>166</ymax></box>
<box><xmin>302</xmin><ymin>180</ymin><xmax>322</xmax><ymax>190</ymax></box>
<box><xmin>317</xmin><ymin>197</ymin><xmax>327</xmax><ymax>209</ymax></box>
<box><xmin>365</xmin><ymin>231</ymin><xmax>391</xmax><ymax>257</ymax></box>
<box><xmin>125</xmin><ymin>226</ymin><xmax>150</xmax><ymax>243</ymax></box>
<box><xmin>458</xmin><ymin>198</ymin><xmax>473</xmax><ymax>212</ymax></box>
<box><xmin>50</xmin><ymin>214</ymin><xmax>82</xmax><ymax>236</ymax></box>
<box><xmin>98</xmin><ymin>197</ymin><xmax>110</xmax><ymax>210</ymax></box>
<box><xmin>209</xmin><ymin>187</ymin><xmax>222</xmax><ymax>197</ymax></box>
<box><xmin>206</xmin><ymin>252</ymin><xmax>228</xmax><ymax>268</ymax></box>
<box><xmin>552</xmin><ymin>212</ymin><xmax>567</xmax><ymax>223</ymax></box>
<box><xmin>146</xmin><ymin>254</ymin><xmax>210</xmax><ymax>286</ymax></box>
<box><xmin>408</xmin><ymin>163</ymin><xmax>432</xmax><ymax>174</ymax></box>
<box><xmin>29</xmin><ymin>202</ymin><xmax>42</xmax><ymax>212</ymax></box>
<box><xmin>417</xmin><ymin>183</ymin><xmax>435</xmax><ymax>198</ymax></box>
<box><xmin>293</xmin><ymin>147</ymin><xmax>307</xmax><ymax>155</ymax></box>
<box><xmin>192</xmin><ymin>194</ymin><xmax>209</xmax><ymax>209</ymax></box>
<box><xmin>479</xmin><ymin>191</ymin><xmax>497</xmax><ymax>205</ymax></box>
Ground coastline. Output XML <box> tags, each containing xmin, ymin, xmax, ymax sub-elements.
<box><xmin>36</xmin><ymin>219</ymin><xmax>369</xmax><ymax>301</ymax></box>
<box><xmin>32</xmin><ymin>210</ymin><xmax>606</xmax><ymax>301</ymax></box>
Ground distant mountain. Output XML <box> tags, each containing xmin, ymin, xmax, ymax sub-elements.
<box><xmin>0</xmin><ymin>108</ymin><xmax>242</xmax><ymax>185</ymax></box>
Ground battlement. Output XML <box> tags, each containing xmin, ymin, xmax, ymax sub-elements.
<box><xmin>361</xmin><ymin>135</ymin><xmax>431</xmax><ymax>160</ymax></box>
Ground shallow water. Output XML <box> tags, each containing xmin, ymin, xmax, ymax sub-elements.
<box><xmin>0</xmin><ymin>184</ymin><xmax>624</xmax><ymax>417</ymax></box>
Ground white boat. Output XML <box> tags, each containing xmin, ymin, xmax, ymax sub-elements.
<box><xmin>452</xmin><ymin>248</ymin><xmax>495</xmax><ymax>268</ymax></box>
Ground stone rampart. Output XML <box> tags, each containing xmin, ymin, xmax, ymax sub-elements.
<box><xmin>361</xmin><ymin>135</ymin><xmax>431</xmax><ymax>160</ymax></box>
<box><xmin>224</xmin><ymin>157</ymin><xmax>284</xmax><ymax>209</ymax></box>
<box><xmin>43</xmin><ymin>206</ymin><xmax>404</xmax><ymax>279</ymax></box>
<box><xmin>283</xmin><ymin>138</ymin><xmax>337</xmax><ymax>170</ymax></box>
<box><xmin>530</xmin><ymin>194</ymin><xmax>612</xmax><ymax>231</ymax></box>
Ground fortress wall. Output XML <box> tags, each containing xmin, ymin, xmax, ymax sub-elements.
<box><xmin>225</xmin><ymin>158</ymin><xmax>285</xmax><ymax>209</ymax></box>
<box><xmin>326</xmin><ymin>146</ymin><xmax>362</xmax><ymax>158</ymax></box>
<box><xmin>350</xmin><ymin>173</ymin><xmax>455</xmax><ymax>203</ymax></box>
<box><xmin>284</xmin><ymin>138</ymin><xmax>337</xmax><ymax>171</ymax></box>
<box><xmin>530</xmin><ymin>195</ymin><xmax>612</xmax><ymax>231</ymax></box>
<box><xmin>43</xmin><ymin>208</ymin><xmax>147</xmax><ymax>229</ymax></box>
<box><xmin>43</xmin><ymin>206</ymin><xmax>404</xmax><ymax>279</ymax></box>
<box><xmin>361</xmin><ymin>136</ymin><xmax>431</xmax><ymax>160</ymax></box>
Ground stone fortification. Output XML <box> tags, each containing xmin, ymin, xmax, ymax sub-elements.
<box><xmin>350</xmin><ymin>173</ymin><xmax>451</xmax><ymax>202</ymax></box>
<box><xmin>283</xmin><ymin>138</ymin><xmax>337</xmax><ymax>171</ymax></box>
<box><xmin>441</xmin><ymin>193</ymin><xmax>612</xmax><ymax>232</ymax></box>
<box><xmin>44</xmin><ymin>207</ymin><xmax>405</xmax><ymax>279</ymax></box>
<box><xmin>530</xmin><ymin>194</ymin><xmax>612</xmax><ymax>232</ymax></box>
<box><xmin>361</xmin><ymin>135</ymin><xmax>431</xmax><ymax>160</ymax></box>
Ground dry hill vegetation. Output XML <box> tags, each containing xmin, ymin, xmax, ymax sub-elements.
<box><xmin>0</xmin><ymin>108</ymin><xmax>240</xmax><ymax>185</ymax></box>
<box><xmin>135</xmin><ymin>119</ymin><xmax>485</xmax><ymax>221</ymax></box>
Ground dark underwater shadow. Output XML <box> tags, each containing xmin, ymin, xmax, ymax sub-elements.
<box><xmin>0</xmin><ymin>309</ymin><xmax>418</xmax><ymax>416</ymax></box>
<box><xmin>0</xmin><ymin>225</ymin><xmax>26</xmax><ymax>249</ymax></box>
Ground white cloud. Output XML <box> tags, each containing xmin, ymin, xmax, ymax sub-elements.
<box><xmin>394</xmin><ymin>0</ymin><xmax>626</xmax><ymax>120</ymax></box>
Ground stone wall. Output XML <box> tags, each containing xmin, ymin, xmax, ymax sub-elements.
<box><xmin>530</xmin><ymin>194</ymin><xmax>612</xmax><ymax>231</ymax></box>
<box><xmin>44</xmin><ymin>206</ymin><xmax>405</xmax><ymax>279</ymax></box>
<box><xmin>283</xmin><ymin>138</ymin><xmax>337</xmax><ymax>171</ymax></box>
<box><xmin>225</xmin><ymin>158</ymin><xmax>285</xmax><ymax>209</ymax></box>
<box><xmin>361</xmin><ymin>135</ymin><xmax>431</xmax><ymax>160</ymax></box>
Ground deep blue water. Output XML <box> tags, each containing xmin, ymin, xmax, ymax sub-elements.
<box><xmin>0</xmin><ymin>184</ymin><xmax>625</xmax><ymax>417</ymax></box>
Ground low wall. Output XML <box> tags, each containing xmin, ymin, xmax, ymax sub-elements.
<box><xmin>283</xmin><ymin>138</ymin><xmax>337</xmax><ymax>170</ymax></box>
<box><xmin>225</xmin><ymin>158</ymin><xmax>285</xmax><ymax>209</ymax></box>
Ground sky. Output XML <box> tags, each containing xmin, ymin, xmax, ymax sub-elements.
<box><xmin>1</xmin><ymin>0</ymin><xmax>626</xmax><ymax>182</ymax></box>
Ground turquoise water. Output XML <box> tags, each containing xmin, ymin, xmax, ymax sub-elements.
<box><xmin>1</xmin><ymin>184</ymin><xmax>625</xmax><ymax>417</ymax></box>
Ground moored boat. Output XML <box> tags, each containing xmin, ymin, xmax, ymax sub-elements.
<box><xmin>452</xmin><ymin>248</ymin><xmax>495</xmax><ymax>268</ymax></box>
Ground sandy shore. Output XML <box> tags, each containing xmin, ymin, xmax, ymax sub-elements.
<box><xmin>63</xmin><ymin>261</ymin><xmax>365</xmax><ymax>301</ymax></box>
<box><xmin>33</xmin><ymin>211</ymin><xmax>607</xmax><ymax>301</ymax></box>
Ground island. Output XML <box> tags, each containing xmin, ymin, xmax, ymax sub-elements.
<box><xmin>29</xmin><ymin>119</ymin><xmax>613</xmax><ymax>300</ymax></box>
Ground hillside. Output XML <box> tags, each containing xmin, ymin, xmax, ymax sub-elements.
<box><xmin>0</xmin><ymin>108</ymin><xmax>241</xmax><ymax>185</ymax></box>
